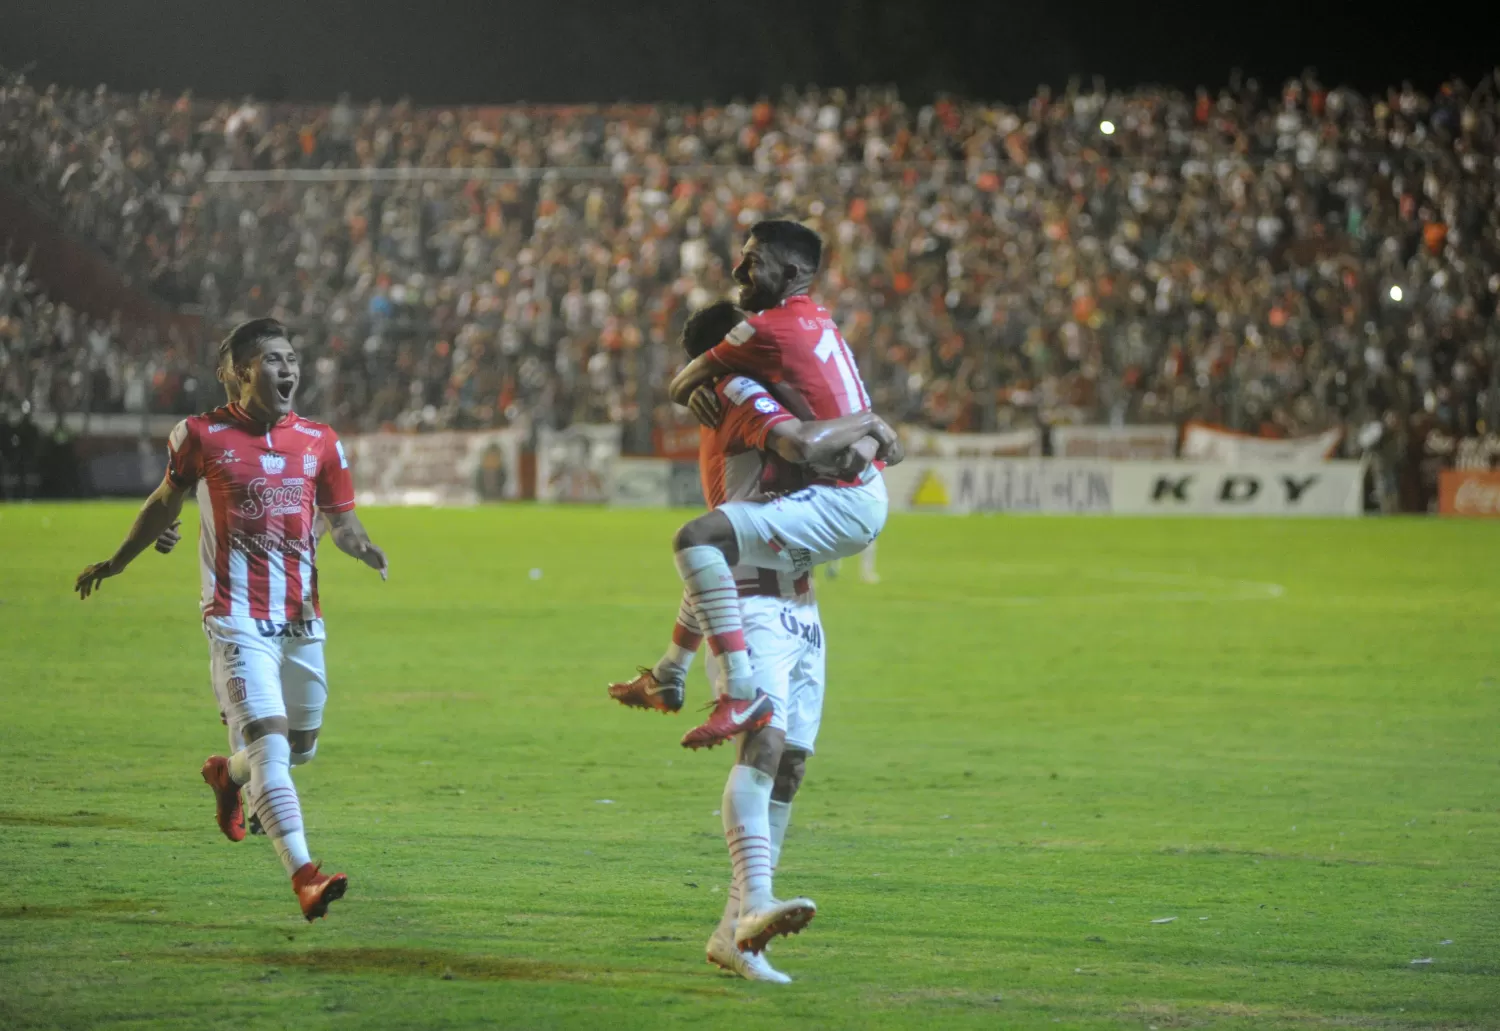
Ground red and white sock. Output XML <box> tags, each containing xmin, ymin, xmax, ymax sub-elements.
<box><xmin>245</xmin><ymin>734</ymin><xmax>312</xmax><ymax>876</ymax></box>
<box><xmin>653</xmin><ymin>590</ymin><xmax>702</xmax><ymax>684</ymax></box>
<box><xmin>723</xmin><ymin>764</ymin><xmax>775</xmax><ymax>915</ymax></box>
<box><xmin>674</xmin><ymin>545</ymin><xmax>753</xmax><ymax>698</ymax></box>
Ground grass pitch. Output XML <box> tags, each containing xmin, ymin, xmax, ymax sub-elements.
<box><xmin>1</xmin><ymin>503</ymin><xmax>1497</xmax><ymax>1030</ymax></box>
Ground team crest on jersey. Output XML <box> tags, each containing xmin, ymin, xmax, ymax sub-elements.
<box><xmin>260</xmin><ymin>452</ymin><xmax>286</xmax><ymax>474</ymax></box>
<box><xmin>303</xmin><ymin>453</ymin><xmax>318</xmax><ymax>477</ymax></box>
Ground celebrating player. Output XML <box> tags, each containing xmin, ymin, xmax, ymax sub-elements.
<box><xmin>74</xmin><ymin>317</ymin><xmax>387</xmax><ymax>921</ymax></box>
<box><xmin>663</xmin><ymin>221</ymin><xmax>891</xmax><ymax>750</ymax></box>
<box><xmin>610</xmin><ymin>301</ymin><xmax>898</xmax><ymax>978</ymax></box>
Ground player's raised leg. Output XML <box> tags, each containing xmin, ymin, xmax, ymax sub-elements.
<box><xmin>674</xmin><ymin>512</ymin><xmax>774</xmax><ymax>748</ymax></box>
<box><xmin>607</xmin><ymin>590</ymin><xmax>698</xmax><ymax>713</ymax></box>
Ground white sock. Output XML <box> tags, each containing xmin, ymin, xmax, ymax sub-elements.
<box><xmin>245</xmin><ymin>734</ymin><xmax>311</xmax><ymax>876</ymax></box>
<box><xmin>717</xmin><ymin>878</ymin><xmax>741</xmax><ymax>936</ymax></box>
<box><xmin>723</xmin><ymin>764</ymin><xmax>775</xmax><ymax>914</ymax></box>
<box><xmin>768</xmin><ymin>799</ymin><xmax>792</xmax><ymax>870</ymax></box>
<box><xmin>654</xmin><ymin>590</ymin><xmax>702</xmax><ymax>684</ymax></box>
<box><xmin>228</xmin><ymin>748</ymin><xmax>251</xmax><ymax>787</ymax></box>
<box><xmin>675</xmin><ymin>545</ymin><xmax>753</xmax><ymax>698</ymax></box>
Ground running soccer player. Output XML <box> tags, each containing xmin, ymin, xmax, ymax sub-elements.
<box><xmin>611</xmin><ymin>302</ymin><xmax>899</xmax><ymax>977</ymax></box>
<box><xmin>664</xmin><ymin>221</ymin><xmax>888</xmax><ymax>750</ymax></box>
<box><xmin>74</xmin><ymin>317</ymin><xmax>387</xmax><ymax>921</ymax></box>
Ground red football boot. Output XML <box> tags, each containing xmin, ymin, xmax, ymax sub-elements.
<box><xmin>200</xmin><ymin>755</ymin><xmax>246</xmax><ymax>842</ymax></box>
<box><xmin>681</xmin><ymin>690</ymin><xmax>774</xmax><ymax>750</ymax></box>
<box><xmin>608</xmin><ymin>666</ymin><xmax>685</xmax><ymax>713</ymax></box>
<box><xmin>292</xmin><ymin>862</ymin><xmax>349</xmax><ymax>921</ymax></box>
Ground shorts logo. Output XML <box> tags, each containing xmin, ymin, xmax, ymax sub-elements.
<box><xmin>778</xmin><ymin>609</ymin><xmax>823</xmax><ymax>650</ymax></box>
<box><xmin>303</xmin><ymin>453</ymin><xmax>318</xmax><ymax>477</ymax></box>
<box><xmin>225</xmin><ymin>676</ymin><xmax>247</xmax><ymax>703</ymax></box>
<box><xmin>768</xmin><ymin>535</ymin><xmax>814</xmax><ymax>573</ymax></box>
<box><xmin>255</xmin><ymin>619</ymin><xmax>314</xmax><ymax>638</ymax></box>
<box><xmin>260</xmin><ymin>453</ymin><xmax>286</xmax><ymax>474</ymax></box>
<box><xmin>754</xmin><ymin>397</ymin><xmax>781</xmax><ymax>415</ymax></box>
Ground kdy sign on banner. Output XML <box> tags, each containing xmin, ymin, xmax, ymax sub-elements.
<box><xmin>1111</xmin><ymin>461</ymin><xmax>1364</xmax><ymax>516</ymax></box>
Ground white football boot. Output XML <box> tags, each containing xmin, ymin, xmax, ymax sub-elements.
<box><xmin>734</xmin><ymin>896</ymin><xmax>816</xmax><ymax>954</ymax></box>
<box><xmin>706</xmin><ymin>925</ymin><xmax>792</xmax><ymax>983</ymax></box>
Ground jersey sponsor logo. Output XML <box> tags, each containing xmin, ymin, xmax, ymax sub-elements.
<box><xmin>726</xmin><ymin>321</ymin><xmax>756</xmax><ymax>346</ymax></box>
<box><xmin>754</xmin><ymin>396</ymin><xmax>781</xmax><ymax>415</ymax></box>
<box><xmin>293</xmin><ymin>423</ymin><xmax>324</xmax><ymax>438</ymax></box>
<box><xmin>254</xmin><ymin>619</ymin><xmax>315</xmax><ymax>638</ymax></box>
<box><xmin>206</xmin><ymin>422</ymin><xmax>232</xmax><ymax>434</ymax></box>
<box><xmin>778</xmin><ymin>609</ymin><xmax>823</xmax><ymax>650</ymax></box>
<box><xmin>230</xmin><ymin>530</ymin><xmax>314</xmax><ymax>556</ymax></box>
<box><xmin>259</xmin><ymin>452</ymin><xmax>287</xmax><ymax>474</ymax></box>
<box><xmin>335</xmin><ymin>439</ymin><xmax>348</xmax><ymax>469</ymax></box>
<box><xmin>239</xmin><ymin>478</ymin><xmax>306</xmax><ymax>519</ymax></box>
<box><xmin>214</xmin><ymin>449</ymin><xmax>239</xmax><ymax>467</ymax></box>
<box><xmin>303</xmin><ymin>453</ymin><xmax>319</xmax><ymax>478</ymax></box>
<box><xmin>225</xmin><ymin>675</ymin><xmax>247</xmax><ymax>704</ymax></box>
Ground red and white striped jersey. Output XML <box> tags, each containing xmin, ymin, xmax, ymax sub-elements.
<box><xmin>166</xmin><ymin>403</ymin><xmax>355</xmax><ymax>620</ymax></box>
<box><xmin>698</xmin><ymin>375</ymin><xmax>811</xmax><ymax>600</ymax></box>
<box><xmin>707</xmin><ymin>295</ymin><xmax>872</xmax><ymax>421</ymax></box>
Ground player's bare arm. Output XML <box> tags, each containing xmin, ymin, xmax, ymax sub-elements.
<box><xmin>75</xmin><ymin>475</ymin><xmax>192</xmax><ymax>598</ymax></box>
<box><xmin>323</xmin><ymin>508</ymin><xmax>389</xmax><ymax>580</ymax></box>
<box><xmin>764</xmin><ymin>410</ymin><xmax>893</xmax><ymax>468</ymax></box>
<box><xmin>669</xmin><ymin>352</ymin><xmax>735</xmax><ymax>406</ymax></box>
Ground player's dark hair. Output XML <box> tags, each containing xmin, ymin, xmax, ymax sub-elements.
<box><xmin>681</xmin><ymin>301</ymin><xmax>745</xmax><ymax>360</ymax></box>
<box><xmin>219</xmin><ymin>317</ymin><xmax>288</xmax><ymax>370</ymax></box>
<box><xmin>750</xmin><ymin>219</ymin><xmax>823</xmax><ymax>272</ymax></box>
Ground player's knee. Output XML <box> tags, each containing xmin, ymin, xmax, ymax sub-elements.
<box><xmin>242</xmin><ymin>715</ymin><xmax>289</xmax><ymax>743</ymax></box>
<box><xmin>773</xmin><ymin>749</ymin><xmax>808</xmax><ymax>802</ymax></box>
<box><xmin>738</xmin><ymin>725</ymin><xmax>785</xmax><ymax>777</ymax></box>
<box><xmin>674</xmin><ymin>518</ymin><xmax>709</xmax><ymax>552</ymax></box>
<box><xmin>289</xmin><ymin>728</ymin><xmax>319</xmax><ymax>765</ymax></box>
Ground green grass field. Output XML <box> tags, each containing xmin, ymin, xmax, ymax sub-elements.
<box><xmin>1</xmin><ymin>503</ymin><xmax>1497</xmax><ymax>1030</ymax></box>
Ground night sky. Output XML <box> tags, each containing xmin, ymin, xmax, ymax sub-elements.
<box><xmin>3</xmin><ymin>0</ymin><xmax>1492</xmax><ymax>105</ymax></box>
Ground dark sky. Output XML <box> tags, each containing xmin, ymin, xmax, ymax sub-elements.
<box><xmin>3</xmin><ymin>0</ymin><xmax>1492</xmax><ymax>105</ymax></box>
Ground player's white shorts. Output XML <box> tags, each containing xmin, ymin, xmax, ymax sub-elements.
<box><xmin>204</xmin><ymin>616</ymin><xmax>328</xmax><ymax>733</ymax></box>
<box><xmin>706</xmin><ymin>593</ymin><xmax>826</xmax><ymax>753</ymax></box>
<box><xmin>720</xmin><ymin>471</ymin><xmax>887</xmax><ymax>575</ymax></box>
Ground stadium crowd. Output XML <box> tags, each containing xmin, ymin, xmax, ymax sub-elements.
<box><xmin>2</xmin><ymin>70</ymin><xmax>1498</xmax><ymax>460</ymax></box>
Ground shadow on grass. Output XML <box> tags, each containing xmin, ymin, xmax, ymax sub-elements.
<box><xmin>190</xmin><ymin>947</ymin><xmax>735</xmax><ymax>995</ymax></box>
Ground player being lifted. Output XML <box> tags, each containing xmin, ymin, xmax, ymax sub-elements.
<box><xmin>611</xmin><ymin>301</ymin><xmax>900</xmax><ymax>979</ymax></box>
<box><xmin>74</xmin><ymin>318</ymin><xmax>387</xmax><ymax>921</ymax></box>
<box><xmin>665</xmin><ymin>221</ymin><xmax>888</xmax><ymax>749</ymax></box>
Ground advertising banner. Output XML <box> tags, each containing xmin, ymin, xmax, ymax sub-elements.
<box><xmin>1051</xmin><ymin>424</ymin><xmax>1178</xmax><ymax>460</ymax></box>
<box><xmin>1180</xmin><ymin>422</ymin><xmax>1342</xmax><ymax>463</ymax></box>
<box><xmin>536</xmin><ymin>424</ymin><xmax>623</xmax><ymax>503</ymax></box>
<box><xmin>1438</xmin><ymin>469</ymin><xmax>1500</xmax><ymax>517</ymax></box>
<box><xmin>346</xmin><ymin>428</ymin><xmax>525</xmax><ymax>505</ymax></box>
<box><xmin>1112</xmin><ymin>461</ymin><xmax>1364</xmax><ymax>516</ymax></box>
<box><xmin>882</xmin><ymin>459</ymin><xmax>1113</xmax><ymax>514</ymax></box>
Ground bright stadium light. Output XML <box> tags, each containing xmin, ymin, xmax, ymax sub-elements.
<box><xmin>1389</xmin><ymin>285</ymin><xmax>1403</xmax><ymax>302</ymax></box>
<box><xmin>1100</xmin><ymin>120</ymin><xmax>1116</xmax><ymax>136</ymax></box>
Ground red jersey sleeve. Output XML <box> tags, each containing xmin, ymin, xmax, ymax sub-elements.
<box><xmin>717</xmin><ymin>375</ymin><xmax>794</xmax><ymax>452</ymax></box>
<box><xmin>165</xmin><ymin>418</ymin><xmax>202</xmax><ymax>488</ymax></box>
<box><xmin>316</xmin><ymin>430</ymin><xmax>357</xmax><ymax>513</ymax></box>
<box><xmin>706</xmin><ymin>313</ymin><xmax>783</xmax><ymax>382</ymax></box>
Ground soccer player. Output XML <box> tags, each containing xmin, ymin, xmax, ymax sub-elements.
<box><xmin>611</xmin><ymin>302</ymin><xmax>898</xmax><ymax>977</ymax></box>
<box><xmin>663</xmin><ymin>221</ymin><xmax>889</xmax><ymax>751</ymax></box>
<box><xmin>74</xmin><ymin>317</ymin><xmax>387</xmax><ymax>921</ymax></box>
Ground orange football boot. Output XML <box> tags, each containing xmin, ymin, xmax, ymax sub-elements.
<box><xmin>608</xmin><ymin>666</ymin><xmax>685</xmax><ymax>713</ymax></box>
<box><xmin>200</xmin><ymin>755</ymin><xmax>246</xmax><ymax>842</ymax></box>
<box><xmin>292</xmin><ymin>862</ymin><xmax>348</xmax><ymax>921</ymax></box>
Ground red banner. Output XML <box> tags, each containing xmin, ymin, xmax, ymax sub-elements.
<box><xmin>1438</xmin><ymin>470</ymin><xmax>1500</xmax><ymax>517</ymax></box>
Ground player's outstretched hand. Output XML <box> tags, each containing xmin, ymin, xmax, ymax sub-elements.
<box><xmin>153</xmin><ymin>520</ymin><xmax>182</xmax><ymax>554</ymax></box>
<box><xmin>356</xmin><ymin>541</ymin><xmax>389</xmax><ymax>581</ymax></box>
<box><xmin>75</xmin><ymin>559</ymin><xmax>121</xmax><ymax>600</ymax></box>
<box><xmin>688</xmin><ymin>384</ymin><xmax>725</xmax><ymax>429</ymax></box>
